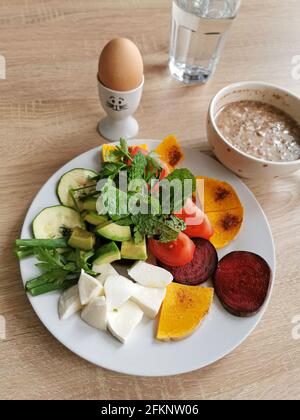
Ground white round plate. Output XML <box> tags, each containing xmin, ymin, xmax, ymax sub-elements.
<box><xmin>20</xmin><ymin>140</ymin><xmax>276</xmax><ymax>377</ymax></box>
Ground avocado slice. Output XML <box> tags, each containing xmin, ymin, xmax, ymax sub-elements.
<box><xmin>121</xmin><ymin>237</ymin><xmax>148</xmax><ymax>261</ymax></box>
<box><xmin>68</xmin><ymin>227</ymin><xmax>95</xmax><ymax>251</ymax></box>
<box><xmin>93</xmin><ymin>241</ymin><xmax>121</xmax><ymax>265</ymax></box>
<box><xmin>96</xmin><ymin>223</ymin><xmax>131</xmax><ymax>242</ymax></box>
<box><xmin>82</xmin><ymin>197</ymin><xmax>98</xmax><ymax>211</ymax></box>
<box><xmin>84</xmin><ymin>211</ymin><xmax>108</xmax><ymax>226</ymax></box>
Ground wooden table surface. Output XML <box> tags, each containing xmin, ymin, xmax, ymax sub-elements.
<box><xmin>1</xmin><ymin>0</ymin><xmax>300</xmax><ymax>401</ymax></box>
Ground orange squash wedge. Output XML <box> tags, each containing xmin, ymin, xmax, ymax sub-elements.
<box><xmin>155</xmin><ymin>135</ymin><xmax>184</xmax><ymax>170</ymax></box>
<box><xmin>195</xmin><ymin>176</ymin><xmax>244</xmax><ymax>249</ymax></box>
<box><xmin>157</xmin><ymin>283</ymin><xmax>214</xmax><ymax>341</ymax></box>
<box><xmin>207</xmin><ymin>208</ymin><xmax>244</xmax><ymax>249</ymax></box>
<box><xmin>196</xmin><ymin>176</ymin><xmax>242</xmax><ymax>213</ymax></box>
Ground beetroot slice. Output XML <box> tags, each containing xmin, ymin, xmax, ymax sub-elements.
<box><xmin>214</xmin><ymin>251</ymin><xmax>272</xmax><ymax>317</ymax></box>
<box><xmin>158</xmin><ymin>239</ymin><xmax>218</xmax><ymax>286</ymax></box>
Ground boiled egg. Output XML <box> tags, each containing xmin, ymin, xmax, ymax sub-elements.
<box><xmin>98</xmin><ymin>38</ymin><xmax>144</xmax><ymax>91</ymax></box>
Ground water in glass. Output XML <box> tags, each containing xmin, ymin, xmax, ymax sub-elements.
<box><xmin>169</xmin><ymin>0</ymin><xmax>241</xmax><ymax>84</ymax></box>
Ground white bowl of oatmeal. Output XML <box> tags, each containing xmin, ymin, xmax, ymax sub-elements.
<box><xmin>207</xmin><ymin>82</ymin><xmax>300</xmax><ymax>178</ymax></box>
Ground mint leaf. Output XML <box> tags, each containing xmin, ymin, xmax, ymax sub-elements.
<box><xmin>128</xmin><ymin>152</ymin><xmax>147</xmax><ymax>181</ymax></box>
<box><xmin>166</xmin><ymin>168</ymin><xmax>196</xmax><ymax>192</ymax></box>
<box><xmin>131</xmin><ymin>214</ymin><xmax>185</xmax><ymax>243</ymax></box>
<box><xmin>163</xmin><ymin>168</ymin><xmax>196</xmax><ymax>213</ymax></box>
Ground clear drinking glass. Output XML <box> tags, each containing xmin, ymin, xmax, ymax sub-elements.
<box><xmin>169</xmin><ymin>0</ymin><xmax>241</xmax><ymax>84</ymax></box>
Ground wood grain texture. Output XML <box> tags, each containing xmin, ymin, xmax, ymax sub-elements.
<box><xmin>0</xmin><ymin>0</ymin><xmax>300</xmax><ymax>400</ymax></box>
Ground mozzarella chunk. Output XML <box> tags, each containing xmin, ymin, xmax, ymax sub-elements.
<box><xmin>78</xmin><ymin>269</ymin><xmax>103</xmax><ymax>305</ymax></box>
<box><xmin>81</xmin><ymin>297</ymin><xmax>107</xmax><ymax>331</ymax></box>
<box><xmin>131</xmin><ymin>284</ymin><xmax>167</xmax><ymax>319</ymax></box>
<box><xmin>128</xmin><ymin>261</ymin><xmax>173</xmax><ymax>288</ymax></box>
<box><xmin>107</xmin><ymin>301</ymin><xmax>143</xmax><ymax>344</ymax></box>
<box><xmin>93</xmin><ymin>264</ymin><xmax>119</xmax><ymax>285</ymax></box>
<box><xmin>104</xmin><ymin>275</ymin><xmax>134</xmax><ymax>311</ymax></box>
<box><xmin>58</xmin><ymin>285</ymin><xmax>81</xmax><ymax>320</ymax></box>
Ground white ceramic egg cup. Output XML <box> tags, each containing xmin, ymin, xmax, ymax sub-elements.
<box><xmin>97</xmin><ymin>76</ymin><xmax>144</xmax><ymax>142</ymax></box>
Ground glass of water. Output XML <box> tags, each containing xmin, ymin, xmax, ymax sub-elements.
<box><xmin>169</xmin><ymin>0</ymin><xmax>241</xmax><ymax>84</ymax></box>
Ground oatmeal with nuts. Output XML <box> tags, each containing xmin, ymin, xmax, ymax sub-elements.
<box><xmin>216</xmin><ymin>100</ymin><xmax>300</xmax><ymax>162</ymax></box>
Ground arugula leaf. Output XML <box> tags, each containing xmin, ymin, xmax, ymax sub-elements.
<box><xmin>96</xmin><ymin>162</ymin><xmax>126</xmax><ymax>181</ymax></box>
<box><xmin>25</xmin><ymin>270</ymin><xmax>69</xmax><ymax>291</ymax></box>
<box><xmin>106</xmin><ymin>138</ymin><xmax>132</xmax><ymax>163</ymax></box>
<box><xmin>33</xmin><ymin>248</ymin><xmax>65</xmax><ymax>271</ymax></box>
<box><xmin>24</xmin><ymin>247</ymin><xmax>97</xmax><ymax>296</ymax></box>
<box><xmin>75</xmin><ymin>249</ymin><xmax>97</xmax><ymax>276</ymax></box>
<box><xmin>145</xmin><ymin>152</ymin><xmax>163</xmax><ymax>182</ymax></box>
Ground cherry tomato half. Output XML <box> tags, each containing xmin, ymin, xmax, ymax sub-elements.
<box><xmin>129</xmin><ymin>146</ymin><xmax>148</xmax><ymax>158</ymax></box>
<box><xmin>148</xmin><ymin>232</ymin><xmax>196</xmax><ymax>267</ymax></box>
<box><xmin>174</xmin><ymin>198</ymin><xmax>205</xmax><ymax>226</ymax></box>
<box><xmin>174</xmin><ymin>198</ymin><xmax>214</xmax><ymax>240</ymax></box>
<box><xmin>184</xmin><ymin>214</ymin><xmax>214</xmax><ymax>240</ymax></box>
<box><xmin>159</xmin><ymin>163</ymin><xmax>170</xmax><ymax>181</ymax></box>
<box><xmin>126</xmin><ymin>146</ymin><xmax>148</xmax><ymax>166</ymax></box>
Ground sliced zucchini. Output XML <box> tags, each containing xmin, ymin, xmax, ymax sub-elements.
<box><xmin>33</xmin><ymin>206</ymin><xmax>84</xmax><ymax>239</ymax></box>
<box><xmin>57</xmin><ymin>168</ymin><xmax>97</xmax><ymax>210</ymax></box>
<box><xmin>95</xmin><ymin>223</ymin><xmax>131</xmax><ymax>242</ymax></box>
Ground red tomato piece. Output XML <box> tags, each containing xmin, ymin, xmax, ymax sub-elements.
<box><xmin>184</xmin><ymin>214</ymin><xmax>214</xmax><ymax>240</ymax></box>
<box><xmin>174</xmin><ymin>198</ymin><xmax>205</xmax><ymax>226</ymax></box>
<box><xmin>148</xmin><ymin>232</ymin><xmax>196</xmax><ymax>267</ymax></box>
<box><xmin>159</xmin><ymin>163</ymin><xmax>170</xmax><ymax>181</ymax></box>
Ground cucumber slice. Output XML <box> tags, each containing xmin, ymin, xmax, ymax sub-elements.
<box><xmin>96</xmin><ymin>223</ymin><xmax>131</xmax><ymax>242</ymax></box>
<box><xmin>33</xmin><ymin>206</ymin><xmax>84</xmax><ymax>239</ymax></box>
<box><xmin>57</xmin><ymin>168</ymin><xmax>97</xmax><ymax>210</ymax></box>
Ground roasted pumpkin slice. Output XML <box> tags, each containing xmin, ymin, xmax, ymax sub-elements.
<box><xmin>155</xmin><ymin>135</ymin><xmax>184</xmax><ymax>170</ymax></box>
<box><xmin>207</xmin><ymin>208</ymin><xmax>244</xmax><ymax>250</ymax></box>
<box><xmin>102</xmin><ymin>144</ymin><xmax>148</xmax><ymax>162</ymax></box>
<box><xmin>157</xmin><ymin>283</ymin><xmax>214</xmax><ymax>341</ymax></box>
<box><xmin>196</xmin><ymin>176</ymin><xmax>242</xmax><ymax>213</ymax></box>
